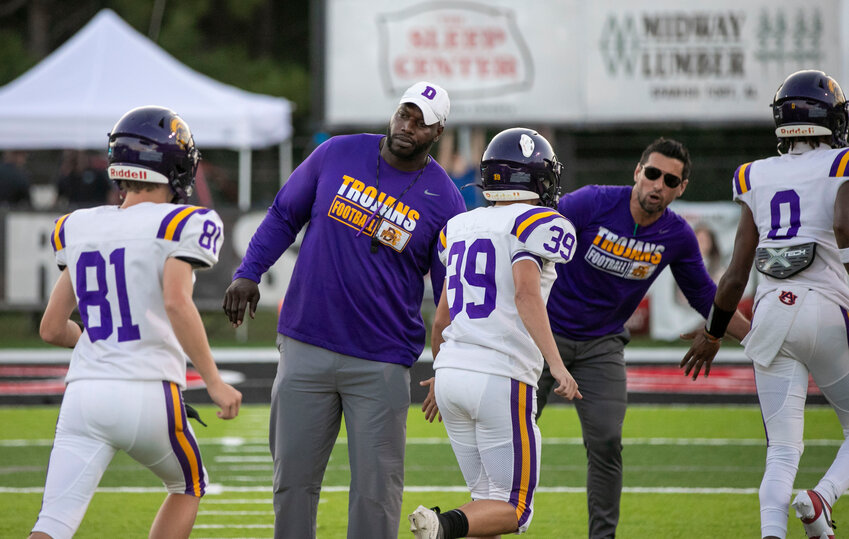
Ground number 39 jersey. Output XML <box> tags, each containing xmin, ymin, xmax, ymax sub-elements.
<box><xmin>733</xmin><ymin>145</ymin><xmax>849</xmax><ymax>308</ymax></box>
<box><xmin>50</xmin><ymin>202</ymin><xmax>224</xmax><ymax>387</ymax></box>
<box><xmin>434</xmin><ymin>204</ymin><xmax>576</xmax><ymax>386</ymax></box>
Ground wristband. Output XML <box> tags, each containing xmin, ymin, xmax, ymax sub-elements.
<box><xmin>702</xmin><ymin>329</ymin><xmax>721</xmax><ymax>343</ymax></box>
<box><xmin>840</xmin><ymin>247</ymin><xmax>849</xmax><ymax>264</ymax></box>
<box><xmin>705</xmin><ymin>302</ymin><xmax>734</xmax><ymax>339</ymax></box>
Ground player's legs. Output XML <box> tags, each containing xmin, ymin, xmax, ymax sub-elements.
<box><xmin>269</xmin><ymin>336</ymin><xmax>342</xmax><ymax>539</ymax></box>
<box><xmin>802</xmin><ymin>297</ymin><xmax>849</xmax><ymax>508</ymax></box>
<box><xmin>430</xmin><ymin>369</ymin><xmax>539</xmax><ymax>536</ymax></box>
<box><xmin>753</xmin><ymin>291</ymin><xmax>818</xmax><ymax>538</ymax></box>
<box><xmin>148</xmin><ymin>493</ymin><xmax>200</xmax><ymax>539</ymax></box>
<box><xmin>566</xmin><ymin>333</ymin><xmax>629</xmax><ymax>539</ymax></box>
<box><xmin>125</xmin><ymin>381</ymin><xmax>210</xmax><ymax>538</ymax></box>
<box><xmin>30</xmin><ymin>381</ymin><xmax>118</xmax><ymax>539</ymax></box>
<box><xmin>339</xmin><ymin>353</ymin><xmax>410</xmax><ymax>539</ymax></box>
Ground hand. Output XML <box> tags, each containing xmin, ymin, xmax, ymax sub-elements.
<box><xmin>207</xmin><ymin>379</ymin><xmax>242</xmax><ymax>420</ymax></box>
<box><xmin>680</xmin><ymin>330</ymin><xmax>722</xmax><ymax>380</ymax></box>
<box><xmin>222</xmin><ymin>278</ymin><xmax>260</xmax><ymax>328</ymax></box>
<box><xmin>550</xmin><ymin>365</ymin><xmax>582</xmax><ymax>401</ymax></box>
<box><xmin>419</xmin><ymin>378</ymin><xmax>441</xmax><ymax>423</ymax></box>
<box><xmin>678</xmin><ymin>329</ymin><xmax>698</xmax><ymax>342</ymax></box>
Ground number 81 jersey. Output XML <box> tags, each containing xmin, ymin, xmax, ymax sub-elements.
<box><xmin>51</xmin><ymin>203</ymin><xmax>224</xmax><ymax>387</ymax></box>
<box><xmin>435</xmin><ymin>203</ymin><xmax>576</xmax><ymax>386</ymax></box>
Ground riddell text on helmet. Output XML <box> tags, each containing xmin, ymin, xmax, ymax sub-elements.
<box><xmin>777</xmin><ymin>126</ymin><xmax>827</xmax><ymax>136</ymax></box>
<box><xmin>109</xmin><ymin>166</ymin><xmax>148</xmax><ymax>179</ymax></box>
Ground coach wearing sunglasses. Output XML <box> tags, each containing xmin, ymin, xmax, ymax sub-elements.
<box><xmin>536</xmin><ymin>137</ymin><xmax>748</xmax><ymax>539</ymax></box>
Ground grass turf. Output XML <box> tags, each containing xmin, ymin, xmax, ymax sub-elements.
<box><xmin>0</xmin><ymin>404</ymin><xmax>843</xmax><ymax>537</ymax></box>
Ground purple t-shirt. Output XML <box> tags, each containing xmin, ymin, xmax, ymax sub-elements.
<box><xmin>547</xmin><ymin>185</ymin><xmax>716</xmax><ymax>340</ymax></box>
<box><xmin>234</xmin><ymin>134</ymin><xmax>466</xmax><ymax>366</ymax></box>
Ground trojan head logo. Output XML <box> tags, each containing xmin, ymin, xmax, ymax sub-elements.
<box><xmin>170</xmin><ymin>117</ymin><xmax>191</xmax><ymax>150</ymax></box>
<box><xmin>380</xmin><ymin>226</ymin><xmax>401</xmax><ymax>245</ymax></box>
<box><xmin>779</xmin><ymin>290</ymin><xmax>797</xmax><ymax>306</ymax></box>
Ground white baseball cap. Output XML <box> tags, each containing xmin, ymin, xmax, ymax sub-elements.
<box><xmin>399</xmin><ymin>81</ymin><xmax>450</xmax><ymax>126</ymax></box>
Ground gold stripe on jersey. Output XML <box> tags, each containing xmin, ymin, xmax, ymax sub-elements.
<box><xmin>514</xmin><ymin>210</ymin><xmax>559</xmax><ymax>240</ymax></box>
<box><xmin>162</xmin><ymin>206</ymin><xmax>202</xmax><ymax>241</ymax></box>
<box><xmin>168</xmin><ymin>382</ymin><xmax>203</xmax><ymax>497</ymax></box>
<box><xmin>515</xmin><ymin>382</ymin><xmax>532</xmax><ymax>522</ymax></box>
<box><xmin>52</xmin><ymin>213</ymin><xmax>71</xmax><ymax>252</ymax></box>
<box><xmin>439</xmin><ymin>227</ymin><xmax>447</xmax><ymax>249</ymax></box>
<box><xmin>830</xmin><ymin>149</ymin><xmax>849</xmax><ymax>177</ymax></box>
<box><xmin>735</xmin><ymin>163</ymin><xmax>751</xmax><ymax>195</ymax></box>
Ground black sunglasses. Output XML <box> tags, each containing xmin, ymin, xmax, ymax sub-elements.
<box><xmin>642</xmin><ymin>165</ymin><xmax>683</xmax><ymax>188</ymax></box>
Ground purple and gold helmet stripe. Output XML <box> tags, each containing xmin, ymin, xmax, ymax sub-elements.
<box><xmin>51</xmin><ymin>214</ymin><xmax>71</xmax><ymax>252</ymax></box>
<box><xmin>162</xmin><ymin>381</ymin><xmax>205</xmax><ymax>497</ymax></box>
<box><xmin>829</xmin><ymin>149</ymin><xmax>849</xmax><ymax>177</ymax></box>
<box><xmin>509</xmin><ymin>380</ymin><xmax>537</xmax><ymax>528</ymax></box>
<box><xmin>733</xmin><ymin>163</ymin><xmax>752</xmax><ymax>196</ymax></box>
<box><xmin>512</xmin><ymin>208</ymin><xmax>561</xmax><ymax>243</ymax></box>
<box><xmin>156</xmin><ymin>206</ymin><xmax>210</xmax><ymax>241</ymax></box>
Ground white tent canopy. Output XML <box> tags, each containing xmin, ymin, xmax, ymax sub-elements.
<box><xmin>0</xmin><ymin>9</ymin><xmax>293</xmax><ymax>208</ymax></box>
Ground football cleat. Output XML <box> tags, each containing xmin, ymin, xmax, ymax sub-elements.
<box><xmin>408</xmin><ymin>505</ymin><xmax>444</xmax><ymax>539</ymax></box>
<box><xmin>792</xmin><ymin>489</ymin><xmax>836</xmax><ymax>539</ymax></box>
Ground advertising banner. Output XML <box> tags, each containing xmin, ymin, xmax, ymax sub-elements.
<box><xmin>324</xmin><ymin>0</ymin><xmax>845</xmax><ymax>125</ymax></box>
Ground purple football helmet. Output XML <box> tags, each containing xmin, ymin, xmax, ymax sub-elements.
<box><xmin>108</xmin><ymin>106</ymin><xmax>200</xmax><ymax>203</ymax></box>
<box><xmin>480</xmin><ymin>128</ymin><xmax>563</xmax><ymax>208</ymax></box>
<box><xmin>772</xmin><ymin>70</ymin><xmax>848</xmax><ymax>151</ymax></box>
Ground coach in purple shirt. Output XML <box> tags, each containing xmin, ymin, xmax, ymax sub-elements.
<box><xmin>538</xmin><ymin>138</ymin><xmax>748</xmax><ymax>539</ymax></box>
<box><xmin>223</xmin><ymin>82</ymin><xmax>466</xmax><ymax>539</ymax></box>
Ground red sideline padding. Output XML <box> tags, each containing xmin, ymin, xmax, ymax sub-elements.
<box><xmin>628</xmin><ymin>365</ymin><xmax>821</xmax><ymax>395</ymax></box>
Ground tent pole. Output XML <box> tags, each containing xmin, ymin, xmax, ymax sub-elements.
<box><xmin>279</xmin><ymin>138</ymin><xmax>293</xmax><ymax>188</ymax></box>
<box><xmin>238</xmin><ymin>148</ymin><xmax>252</xmax><ymax>210</ymax></box>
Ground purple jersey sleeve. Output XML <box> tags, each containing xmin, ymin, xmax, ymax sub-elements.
<box><xmin>232</xmin><ymin>140</ymin><xmax>327</xmax><ymax>282</ymax></box>
<box><xmin>669</xmin><ymin>226</ymin><xmax>717</xmax><ymax>318</ymax></box>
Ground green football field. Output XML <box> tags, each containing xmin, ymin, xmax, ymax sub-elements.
<box><xmin>1</xmin><ymin>403</ymin><xmax>844</xmax><ymax>538</ymax></box>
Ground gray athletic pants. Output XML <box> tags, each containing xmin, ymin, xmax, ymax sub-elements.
<box><xmin>269</xmin><ymin>335</ymin><xmax>411</xmax><ymax>539</ymax></box>
<box><xmin>537</xmin><ymin>331</ymin><xmax>629</xmax><ymax>539</ymax></box>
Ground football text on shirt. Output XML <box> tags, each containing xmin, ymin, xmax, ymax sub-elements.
<box><xmin>327</xmin><ymin>175</ymin><xmax>420</xmax><ymax>252</ymax></box>
<box><xmin>584</xmin><ymin>226</ymin><xmax>665</xmax><ymax>280</ymax></box>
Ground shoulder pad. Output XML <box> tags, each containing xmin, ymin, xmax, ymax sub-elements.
<box><xmin>733</xmin><ymin>162</ymin><xmax>752</xmax><ymax>196</ymax></box>
<box><xmin>156</xmin><ymin>205</ymin><xmax>212</xmax><ymax>241</ymax></box>
<box><xmin>829</xmin><ymin>148</ymin><xmax>849</xmax><ymax>177</ymax></box>
<box><xmin>51</xmin><ymin>213</ymin><xmax>72</xmax><ymax>252</ymax></box>
<box><xmin>511</xmin><ymin>207</ymin><xmax>564</xmax><ymax>242</ymax></box>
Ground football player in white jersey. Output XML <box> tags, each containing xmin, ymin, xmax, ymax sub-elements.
<box><xmin>409</xmin><ymin>128</ymin><xmax>581</xmax><ymax>539</ymax></box>
<box><xmin>29</xmin><ymin>106</ymin><xmax>242</xmax><ymax>539</ymax></box>
<box><xmin>681</xmin><ymin>70</ymin><xmax>849</xmax><ymax>539</ymax></box>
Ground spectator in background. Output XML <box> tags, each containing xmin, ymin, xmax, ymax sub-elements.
<box><xmin>438</xmin><ymin>127</ymin><xmax>486</xmax><ymax>209</ymax></box>
<box><xmin>0</xmin><ymin>150</ymin><xmax>31</xmax><ymax>207</ymax></box>
<box><xmin>694</xmin><ymin>224</ymin><xmax>724</xmax><ymax>282</ymax></box>
<box><xmin>55</xmin><ymin>150</ymin><xmax>118</xmax><ymax>208</ymax></box>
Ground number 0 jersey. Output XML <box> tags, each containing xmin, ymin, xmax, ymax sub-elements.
<box><xmin>434</xmin><ymin>204</ymin><xmax>576</xmax><ymax>386</ymax></box>
<box><xmin>733</xmin><ymin>144</ymin><xmax>849</xmax><ymax>307</ymax></box>
<box><xmin>51</xmin><ymin>202</ymin><xmax>223</xmax><ymax>387</ymax></box>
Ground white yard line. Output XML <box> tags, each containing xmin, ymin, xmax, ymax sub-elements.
<box><xmin>0</xmin><ymin>485</ymin><xmax>758</xmax><ymax>495</ymax></box>
<box><xmin>2</xmin><ymin>436</ymin><xmax>842</xmax><ymax>447</ymax></box>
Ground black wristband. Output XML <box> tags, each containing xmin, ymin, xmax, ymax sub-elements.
<box><xmin>705</xmin><ymin>303</ymin><xmax>734</xmax><ymax>339</ymax></box>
